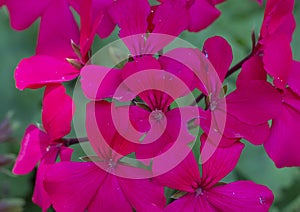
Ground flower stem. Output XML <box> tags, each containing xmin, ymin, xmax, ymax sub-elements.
<box><xmin>63</xmin><ymin>137</ymin><xmax>89</xmax><ymax>147</ymax></box>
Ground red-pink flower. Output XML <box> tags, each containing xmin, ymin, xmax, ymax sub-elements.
<box><xmin>14</xmin><ymin>0</ymin><xmax>106</xmax><ymax>90</ymax></box>
<box><xmin>12</xmin><ymin>84</ymin><xmax>74</xmax><ymax>210</ymax></box>
<box><xmin>81</xmin><ymin>55</ymin><xmax>199</xmax><ymax>159</ymax></box>
<box><xmin>44</xmin><ymin>121</ymin><xmax>166</xmax><ymax>212</ymax></box>
<box><xmin>154</xmin><ymin>142</ymin><xmax>274</xmax><ymax>211</ymax></box>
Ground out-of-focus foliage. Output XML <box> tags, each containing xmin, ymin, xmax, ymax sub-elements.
<box><xmin>0</xmin><ymin>1</ymin><xmax>299</xmax><ymax>211</ymax></box>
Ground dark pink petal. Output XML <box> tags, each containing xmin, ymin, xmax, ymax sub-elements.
<box><xmin>161</xmin><ymin>47</ymin><xmax>218</xmax><ymax>95</ymax></box>
<box><xmin>42</xmin><ymin>84</ymin><xmax>74</xmax><ymax>140</ymax></box>
<box><xmin>152</xmin><ymin>1</ymin><xmax>188</xmax><ymax>36</ymax></box>
<box><xmin>86</xmin><ymin>101</ymin><xmax>138</xmax><ymax>161</ymax></box>
<box><xmin>36</xmin><ymin>0</ymin><xmax>79</xmax><ymax>58</ymax></box>
<box><xmin>109</xmin><ymin>0</ymin><xmax>150</xmax><ymax>55</ymax></box>
<box><xmin>158</xmin><ymin>55</ymin><xmax>197</xmax><ymax>93</ymax></box>
<box><xmin>261</xmin><ymin>0</ymin><xmax>294</xmax><ymax>38</ymax></box>
<box><xmin>203</xmin><ymin>36</ymin><xmax>232</xmax><ymax>83</ymax></box>
<box><xmin>226</xmin><ymin>81</ymin><xmax>282</xmax><ymax>125</ymax></box>
<box><xmin>68</xmin><ymin>0</ymin><xmax>115</xmax><ymax>38</ymax></box>
<box><xmin>6</xmin><ymin>0</ymin><xmax>51</xmax><ymax>30</ymax></box>
<box><xmin>264</xmin><ymin>91</ymin><xmax>300</xmax><ymax>167</ymax></box>
<box><xmin>200</xmin><ymin>142</ymin><xmax>244</xmax><ymax>189</ymax></box>
<box><xmin>129</xmin><ymin>106</ymin><xmax>151</xmax><ymax>132</ymax></box>
<box><xmin>188</xmin><ymin>0</ymin><xmax>220</xmax><ymax>32</ymax></box>
<box><xmin>78</xmin><ymin>0</ymin><xmax>104</xmax><ymax>60</ymax></box>
<box><xmin>32</xmin><ymin>163</ymin><xmax>51</xmax><ymax>210</ymax></box>
<box><xmin>263</xmin><ymin>35</ymin><xmax>292</xmax><ymax>89</ymax></box>
<box><xmin>165</xmin><ymin>193</ymin><xmax>216</xmax><ymax>212</ymax></box>
<box><xmin>59</xmin><ymin>146</ymin><xmax>74</xmax><ymax>161</ymax></box>
<box><xmin>154</xmin><ymin>151</ymin><xmax>201</xmax><ymax>193</ymax></box>
<box><xmin>44</xmin><ymin>162</ymin><xmax>106</xmax><ymax>212</ymax></box>
<box><xmin>288</xmin><ymin>60</ymin><xmax>300</xmax><ymax>96</ymax></box>
<box><xmin>12</xmin><ymin>125</ymin><xmax>49</xmax><ymax>175</ymax></box>
<box><xmin>88</xmin><ymin>174</ymin><xmax>132</xmax><ymax>212</ymax></box>
<box><xmin>207</xmin><ymin>181</ymin><xmax>274</xmax><ymax>212</ymax></box>
<box><xmin>32</xmin><ymin>148</ymin><xmax>59</xmax><ymax>211</ymax></box>
<box><xmin>237</xmin><ymin>56</ymin><xmax>266</xmax><ymax>86</ymax></box>
<box><xmin>118</xmin><ymin>177</ymin><xmax>166</xmax><ymax>211</ymax></box>
<box><xmin>15</xmin><ymin>55</ymin><xmax>79</xmax><ymax>90</ymax></box>
<box><xmin>80</xmin><ymin>65</ymin><xmax>131</xmax><ymax>100</ymax></box>
<box><xmin>0</xmin><ymin>0</ymin><xmax>6</xmax><ymax>6</ymax></box>
<box><xmin>198</xmin><ymin>109</ymin><xmax>270</xmax><ymax>145</ymax></box>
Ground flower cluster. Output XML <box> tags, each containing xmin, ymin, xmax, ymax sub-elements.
<box><xmin>1</xmin><ymin>0</ymin><xmax>299</xmax><ymax>211</ymax></box>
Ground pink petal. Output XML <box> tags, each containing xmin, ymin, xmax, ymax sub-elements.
<box><xmin>188</xmin><ymin>0</ymin><xmax>220</xmax><ymax>32</ymax></box>
<box><xmin>6</xmin><ymin>0</ymin><xmax>51</xmax><ymax>30</ymax></box>
<box><xmin>158</xmin><ymin>55</ymin><xmax>197</xmax><ymax>93</ymax></box>
<box><xmin>118</xmin><ymin>177</ymin><xmax>166</xmax><ymax>211</ymax></box>
<box><xmin>129</xmin><ymin>106</ymin><xmax>151</xmax><ymax>132</ymax></box>
<box><xmin>80</xmin><ymin>65</ymin><xmax>131</xmax><ymax>100</ymax></box>
<box><xmin>263</xmin><ymin>35</ymin><xmax>292</xmax><ymax>89</ymax></box>
<box><xmin>88</xmin><ymin>174</ymin><xmax>132</xmax><ymax>212</ymax></box>
<box><xmin>264</xmin><ymin>90</ymin><xmax>300</xmax><ymax>167</ymax></box>
<box><xmin>86</xmin><ymin>101</ymin><xmax>138</xmax><ymax>161</ymax></box>
<box><xmin>145</xmin><ymin>1</ymin><xmax>188</xmax><ymax>54</ymax></box>
<box><xmin>237</xmin><ymin>56</ymin><xmax>267</xmax><ymax>85</ymax></box>
<box><xmin>152</xmin><ymin>1</ymin><xmax>188</xmax><ymax>36</ymax></box>
<box><xmin>226</xmin><ymin>81</ymin><xmax>282</xmax><ymax>125</ymax></box>
<box><xmin>154</xmin><ymin>151</ymin><xmax>201</xmax><ymax>193</ymax></box>
<box><xmin>108</xmin><ymin>0</ymin><xmax>150</xmax><ymax>55</ymax></box>
<box><xmin>59</xmin><ymin>146</ymin><xmax>74</xmax><ymax>161</ymax></box>
<box><xmin>203</xmin><ymin>36</ymin><xmax>233</xmax><ymax>83</ymax></box>
<box><xmin>12</xmin><ymin>125</ymin><xmax>49</xmax><ymax>175</ymax></box>
<box><xmin>207</xmin><ymin>181</ymin><xmax>274</xmax><ymax>212</ymax></box>
<box><xmin>200</xmin><ymin>142</ymin><xmax>244</xmax><ymax>189</ymax></box>
<box><xmin>78</xmin><ymin>0</ymin><xmax>104</xmax><ymax>59</ymax></box>
<box><xmin>32</xmin><ymin>148</ymin><xmax>59</xmax><ymax>211</ymax></box>
<box><xmin>32</xmin><ymin>162</ymin><xmax>51</xmax><ymax>211</ymax></box>
<box><xmin>288</xmin><ymin>60</ymin><xmax>300</xmax><ymax>96</ymax></box>
<box><xmin>15</xmin><ymin>55</ymin><xmax>79</xmax><ymax>90</ymax></box>
<box><xmin>42</xmin><ymin>84</ymin><xmax>74</xmax><ymax>140</ymax></box>
<box><xmin>36</xmin><ymin>0</ymin><xmax>79</xmax><ymax>58</ymax></box>
<box><xmin>198</xmin><ymin>109</ymin><xmax>270</xmax><ymax>145</ymax></box>
<box><xmin>165</xmin><ymin>193</ymin><xmax>216</xmax><ymax>212</ymax></box>
<box><xmin>44</xmin><ymin>162</ymin><xmax>106</xmax><ymax>212</ymax></box>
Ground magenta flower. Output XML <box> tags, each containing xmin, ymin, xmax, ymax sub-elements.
<box><xmin>12</xmin><ymin>84</ymin><xmax>74</xmax><ymax>210</ymax></box>
<box><xmin>14</xmin><ymin>1</ymin><xmax>106</xmax><ymax>90</ymax></box>
<box><xmin>158</xmin><ymin>0</ymin><xmax>225</xmax><ymax>32</ymax></box>
<box><xmin>81</xmin><ymin>55</ymin><xmax>199</xmax><ymax>159</ymax></box>
<box><xmin>172</xmin><ymin>36</ymin><xmax>282</xmax><ymax>146</ymax></box>
<box><xmin>43</xmin><ymin>121</ymin><xmax>166</xmax><ymax>212</ymax></box>
<box><xmin>154</xmin><ymin>142</ymin><xmax>274</xmax><ymax>211</ymax></box>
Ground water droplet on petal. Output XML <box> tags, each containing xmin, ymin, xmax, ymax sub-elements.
<box><xmin>259</xmin><ymin>196</ymin><xmax>266</xmax><ymax>205</ymax></box>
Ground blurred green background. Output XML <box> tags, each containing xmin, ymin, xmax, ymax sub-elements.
<box><xmin>0</xmin><ymin>0</ymin><xmax>300</xmax><ymax>211</ymax></box>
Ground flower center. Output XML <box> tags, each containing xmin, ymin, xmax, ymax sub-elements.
<box><xmin>150</xmin><ymin>109</ymin><xmax>164</xmax><ymax>121</ymax></box>
<box><xmin>195</xmin><ymin>187</ymin><xmax>204</xmax><ymax>196</ymax></box>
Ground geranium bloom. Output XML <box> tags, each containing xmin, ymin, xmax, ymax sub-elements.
<box><xmin>12</xmin><ymin>84</ymin><xmax>74</xmax><ymax>210</ymax></box>
<box><xmin>81</xmin><ymin>55</ymin><xmax>199</xmax><ymax>160</ymax></box>
<box><xmin>154</xmin><ymin>142</ymin><xmax>274</xmax><ymax>211</ymax></box>
<box><xmin>43</xmin><ymin>114</ymin><xmax>166</xmax><ymax>212</ymax></box>
<box><xmin>14</xmin><ymin>0</ymin><xmax>114</xmax><ymax>90</ymax></box>
<box><xmin>165</xmin><ymin>36</ymin><xmax>282</xmax><ymax>146</ymax></box>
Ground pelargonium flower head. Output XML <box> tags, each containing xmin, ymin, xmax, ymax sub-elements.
<box><xmin>81</xmin><ymin>55</ymin><xmax>199</xmax><ymax>160</ymax></box>
<box><xmin>193</xmin><ymin>37</ymin><xmax>282</xmax><ymax>146</ymax></box>
<box><xmin>154</xmin><ymin>142</ymin><xmax>274</xmax><ymax>211</ymax></box>
<box><xmin>44</xmin><ymin>121</ymin><xmax>166</xmax><ymax>212</ymax></box>
<box><xmin>12</xmin><ymin>84</ymin><xmax>74</xmax><ymax>210</ymax></box>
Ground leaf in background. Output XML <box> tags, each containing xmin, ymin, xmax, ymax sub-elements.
<box><xmin>0</xmin><ymin>198</ymin><xmax>25</xmax><ymax>212</ymax></box>
<box><xmin>0</xmin><ymin>117</ymin><xmax>12</xmax><ymax>143</ymax></box>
